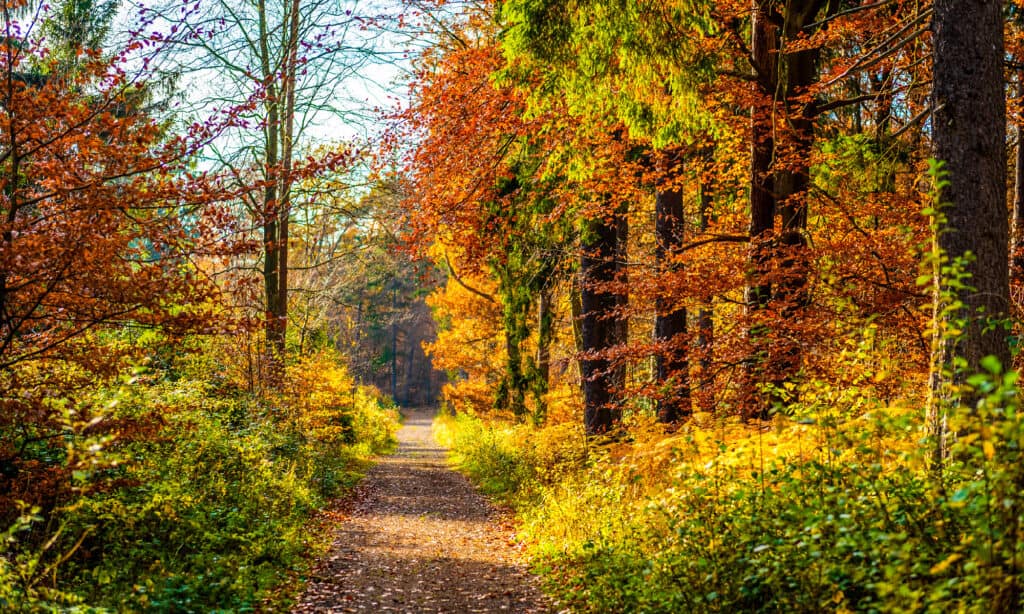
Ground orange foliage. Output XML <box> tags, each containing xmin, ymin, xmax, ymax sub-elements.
<box><xmin>395</xmin><ymin>0</ymin><xmax>936</xmax><ymax>423</ymax></box>
<box><xmin>0</xmin><ymin>7</ymin><xmax>256</xmax><ymax>518</ymax></box>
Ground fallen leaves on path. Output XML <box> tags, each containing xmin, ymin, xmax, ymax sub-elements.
<box><xmin>294</xmin><ymin>409</ymin><xmax>554</xmax><ymax>613</ymax></box>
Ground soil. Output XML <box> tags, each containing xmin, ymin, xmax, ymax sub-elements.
<box><xmin>293</xmin><ymin>408</ymin><xmax>555</xmax><ymax>613</ymax></box>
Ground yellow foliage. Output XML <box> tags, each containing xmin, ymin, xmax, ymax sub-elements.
<box><xmin>424</xmin><ymin>244</ymin><xmax>505</xmax><ymax>414</ymax></box>
<box><xmin>439</xmin><ymin>395</ymin><xmax>926</xmax><ymax>563</ymax></box>
<box><xmin>279</xmin><ymin>351</ymin><xmax>399</xmax><ymax>448</ymax></box>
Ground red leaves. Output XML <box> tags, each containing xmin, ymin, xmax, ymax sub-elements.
<box><xmin>0</xmin><ymin>13</ymin><xmax>259</xmax><ymax>402</ymax></box>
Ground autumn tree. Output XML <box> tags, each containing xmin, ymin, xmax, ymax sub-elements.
<box><xmin>578</xmin><ymin>200</ymin><xmax>629</xmax><ymax>433</ymax></box>
<box><xmin>504</xmin><ymin>0</ymin><xmax>934</xmax><ymax>416</ymax></box>
<box><xmin>653</xmin><ymin>149</ymin><xmax>690</xmax><ymax>423</ymax></box>
<box><xmin>147</xmin><ymin>0</ymin><xmax>388</xmax><ymax>385</ymax></box>
<box><xmin>0</xmin><ymin>0</ymin><xmax>247</xmax><ymax>513</ymax></box>
<box><xmin>391</xmin><ymin>4</ymin><xmax>583</xmax><ymax>420</ymax></box>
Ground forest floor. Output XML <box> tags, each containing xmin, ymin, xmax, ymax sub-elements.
<box><xmin>293</xmin><ymin>408</ymin><xmax>554</xmax><ymax>613</ymax></box>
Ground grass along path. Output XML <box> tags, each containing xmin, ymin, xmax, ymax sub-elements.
<box><xmin>293</xmin><ymin>407</ymin><xmax>553</xmax><ymax>613</ymax></box>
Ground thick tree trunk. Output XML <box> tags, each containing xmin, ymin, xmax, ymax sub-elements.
<box><xmin>744</xmin><ymin>0</ymin><xmax>823</xmax><ymax>418</ymax></box>
<box><xmin>654</xmin><ymin>155</ymin><xmax>690</xmax><ymax>423</ymax></box>
<box><xmin>770</xmin><ymin>9</ymin><xmax>819</xmax><ymax>405</ymax></box>
<box><xmin>929</xmin><ymin>0</ymin><xmax>1009</xmax><ymax>454</ymax></box>
<box><xmin>498</xmin><ymin>306</ymin><xmax>527</xmax><ymax>416</ymax></box>
<box><xmin>580</xmin><ymin>205</ymin><xmax>627</xmax><ymax>435</ymax></box>
<box><xmin>747</xmin><ymin>1</ymin><xmax>775</xmax><ymax>310</ymax></box>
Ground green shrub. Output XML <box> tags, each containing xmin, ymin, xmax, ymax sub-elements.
<box><xmin>0</xmin><ymin>352</ymin><xmax>399</xmax><ymax>612</ymax></box>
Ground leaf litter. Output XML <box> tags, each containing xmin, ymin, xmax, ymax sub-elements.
<box><xmin>293</xmin><ymin>408</ymin><xmax>555</xmax><ymax>613</ymax></box>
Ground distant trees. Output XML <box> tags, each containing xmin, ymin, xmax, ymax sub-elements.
<box><xmin>147</xmin><ymin>0</ymin><xmax>386</xmax><ymax>385</ymax></box>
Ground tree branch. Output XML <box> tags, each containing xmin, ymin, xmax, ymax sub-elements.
<box><xmin>443</xmin><ymin>251</ymin><xmax>497</xmax><ymax>304</ymax></box>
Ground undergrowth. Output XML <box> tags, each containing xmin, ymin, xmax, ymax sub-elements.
<box><xmin>0</xmin><ymin>345</ymin><xmax>400</xmax><ymax>612</ymax></box>
<box><xmin>435</xmin><ymin>359</ymin><xmax>1024</xmax><ymax>612</ymax></box>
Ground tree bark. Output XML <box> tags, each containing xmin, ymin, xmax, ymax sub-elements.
<box><xmin>273</xmin><ymin>0</ymin><xmax>301</xmax><ymax>364</ymax></box>
<box><xmin>580</xmin><ymin>205</ymin><xmax>627</xmax><ymax>435</ymax></box>
<box><xmin>258</xmin><ymin>0</ymin><xmax>283</xmax><ymax>387</ymax></box>
<box><xmin>770</xmin><ymin>4</ymin><xmax>819</xmax><ymax>406</ymax></box>
<box><xmin>696</xmin><ymin>168</ymin><xmax>714</xmax><ymax>413</ymax></box>
<box><xmin>743</xmin><ymin>2</ymin><xmax>777</xmax><ymax>418</ymax></box>
<box><xmin>747</xmin><ymin>1</ymin><xmax>776</xmax><ymax>310</ymax></box>
<box><xmin>743</xmin><ymin>0</ymin><xmax>824</xmax><ymax>418</ymax></box>
<box><xmin>391</xmin><ymin>285</ymin><xmax>398</xmax><ymax>400</ymax></box>
<box><xmin>654</xmin><ymin>153</ymin><xmax>690</xmax><ymax>424</ymax></box>
<box><xmin>929</xmin><ymin>0</ymin><xmax>1009</xmax><ymax>451</ymax></box>
<box><xmin>613</xmin><ymin>201</ymin><xmax>629</xmax><ymax>398</ymax></box>
<box><xmin>534</xmin><ymin>288</ymin><xmax>553</xmax><ymax>422</ymax></box>
<box><xmin>1013</xmin><ymin>120</ymin><xmax>1024</xmax><ymax>282</ymax></box>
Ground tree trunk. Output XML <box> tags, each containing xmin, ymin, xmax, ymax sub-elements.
<box><xmin>580</xmin><ymin>205</ymin><xmax>627</xmax><ymax>435</ymax></box>
<box><xmin>497</xmin><ymin>301</ymin><xmax>528</xmax><ymax>416</ymax></box>
<box><xmin>534</xmin><ymin>288</ymin><xmax>553</xmax><ymax>422</ymax></box>
<box><xmin>258</xmin><ymin>0</ymin><xmax>283</xmax><ymax>387</ymax></box>
<box><xmin>613</xmin><ymin>201</ymin><xmax>629</xmax><ymax>398</ymax></box>
<box><xmin>696</xmin><ymin>169</ymin><xmax>714</xmax><ymax>413</ymax></box>
<box><xmin>929</xmin><ymin>0</ymin><xmax>1009</xmax><ymax>456</ymax></box>
<box><xmin>654</xmin><ymin>153</ymin><xmax>690</xmax><ymax>423</ymax></box>
<box><xmin>744</xmin><ymin>0</ymin><xmax>824</xmax><ymax>418</ymax></box>
<box><xmin>770</xmin><ymin>5</ymin><xmax>819</xmax><ymax>406</ymax></box>
<box><xmin>570</xmin><ymin>279</ymin><xmax>583</xmax><ymax>356</ymax></box>
<box><xmin>273</xmin><ymin>0</ymin><xmax>300</xmax><ymax>363</ymax></box>
<box><xmin>1013</xmin><ymin>120</ymin><xmax>1024</xmax><ymax>282</ymax></box>
<box><xmin>391</xmin><ymin>286</ymin><xmax>398</xmax><ymax>401</ymax></box>
<box><xmin>405</xmin><ymin>340</ymin><xmax>416</xmax><ymax>406</ymax></box>
<box><xmin>743</xmin><ymin>1</ymin><xmax>777</xmax><ymax>418</ymax></box>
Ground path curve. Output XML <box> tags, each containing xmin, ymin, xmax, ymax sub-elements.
<box><xmin>294</xmin><ymin>408</ymin><xmax>553</xmax><ymax>613</ymax></box>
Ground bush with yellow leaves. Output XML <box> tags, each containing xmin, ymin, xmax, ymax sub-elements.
<box><xmin>437</xmin><ymin>357</ymin><xmax>1024</xmax><ymax>612</ymax></box>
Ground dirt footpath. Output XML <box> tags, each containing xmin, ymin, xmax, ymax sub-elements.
<box><xmin>293</xmin><ymin>408</ymin><xmax>553</xmax><ymax>613</ymax></box>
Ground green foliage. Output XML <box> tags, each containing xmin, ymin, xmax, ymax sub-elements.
<box><xmin>0</xmin><ymin>349</ymin><xmax>399</xmax><ymax>612</ymax></box>
<box><xmin>500</xmin><ymin>0</ymin><xmax>721</xmax><ymax>147</ymax></box>
<box><xmin>434</xmin><ymin>413</ymin><xmax>585</xmax><ymax>502</ymax></box>
<box><xmin>0</xmin><ymin>504</ymin><xmax>102</xmax><ymax>612</ymax></box>
<box><xmin>486</xmin><ymin>173</ymin><xmax>562</xmax><ymax>420</ymax></box>
<box><xmin>435</xmin><ymin>413</ymin><xmax>534</xmax><ymax>498</ymax></box>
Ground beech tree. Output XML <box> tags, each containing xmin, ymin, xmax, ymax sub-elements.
<box><xmin>653</xmin><ymin>149</ymin><xmax>690</xmax><ymax>423</ymax></box>
<box><xmin>0</xmin><ymin>3</ymin><xmax>243</xmax><ymax>372</ymax></box>
<box><xmin>579</xmin><ymin>205</ymin><xmax>629</xmax><ymax>434</ymax></box>
<box><xmin>390</xmin><ymin>6</ymin><xmax>584</xmax><ymax>420</ymax></box>
<box><xmin>397</xmin><ymin>1</ymin><xmax>946</xmax><ymax>437</ymax></box>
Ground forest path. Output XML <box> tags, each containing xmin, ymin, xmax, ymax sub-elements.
<box><xmin>293</xmin><ymin>408</ymin><xmax>554</xmax><ymax>613</ymax></box>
